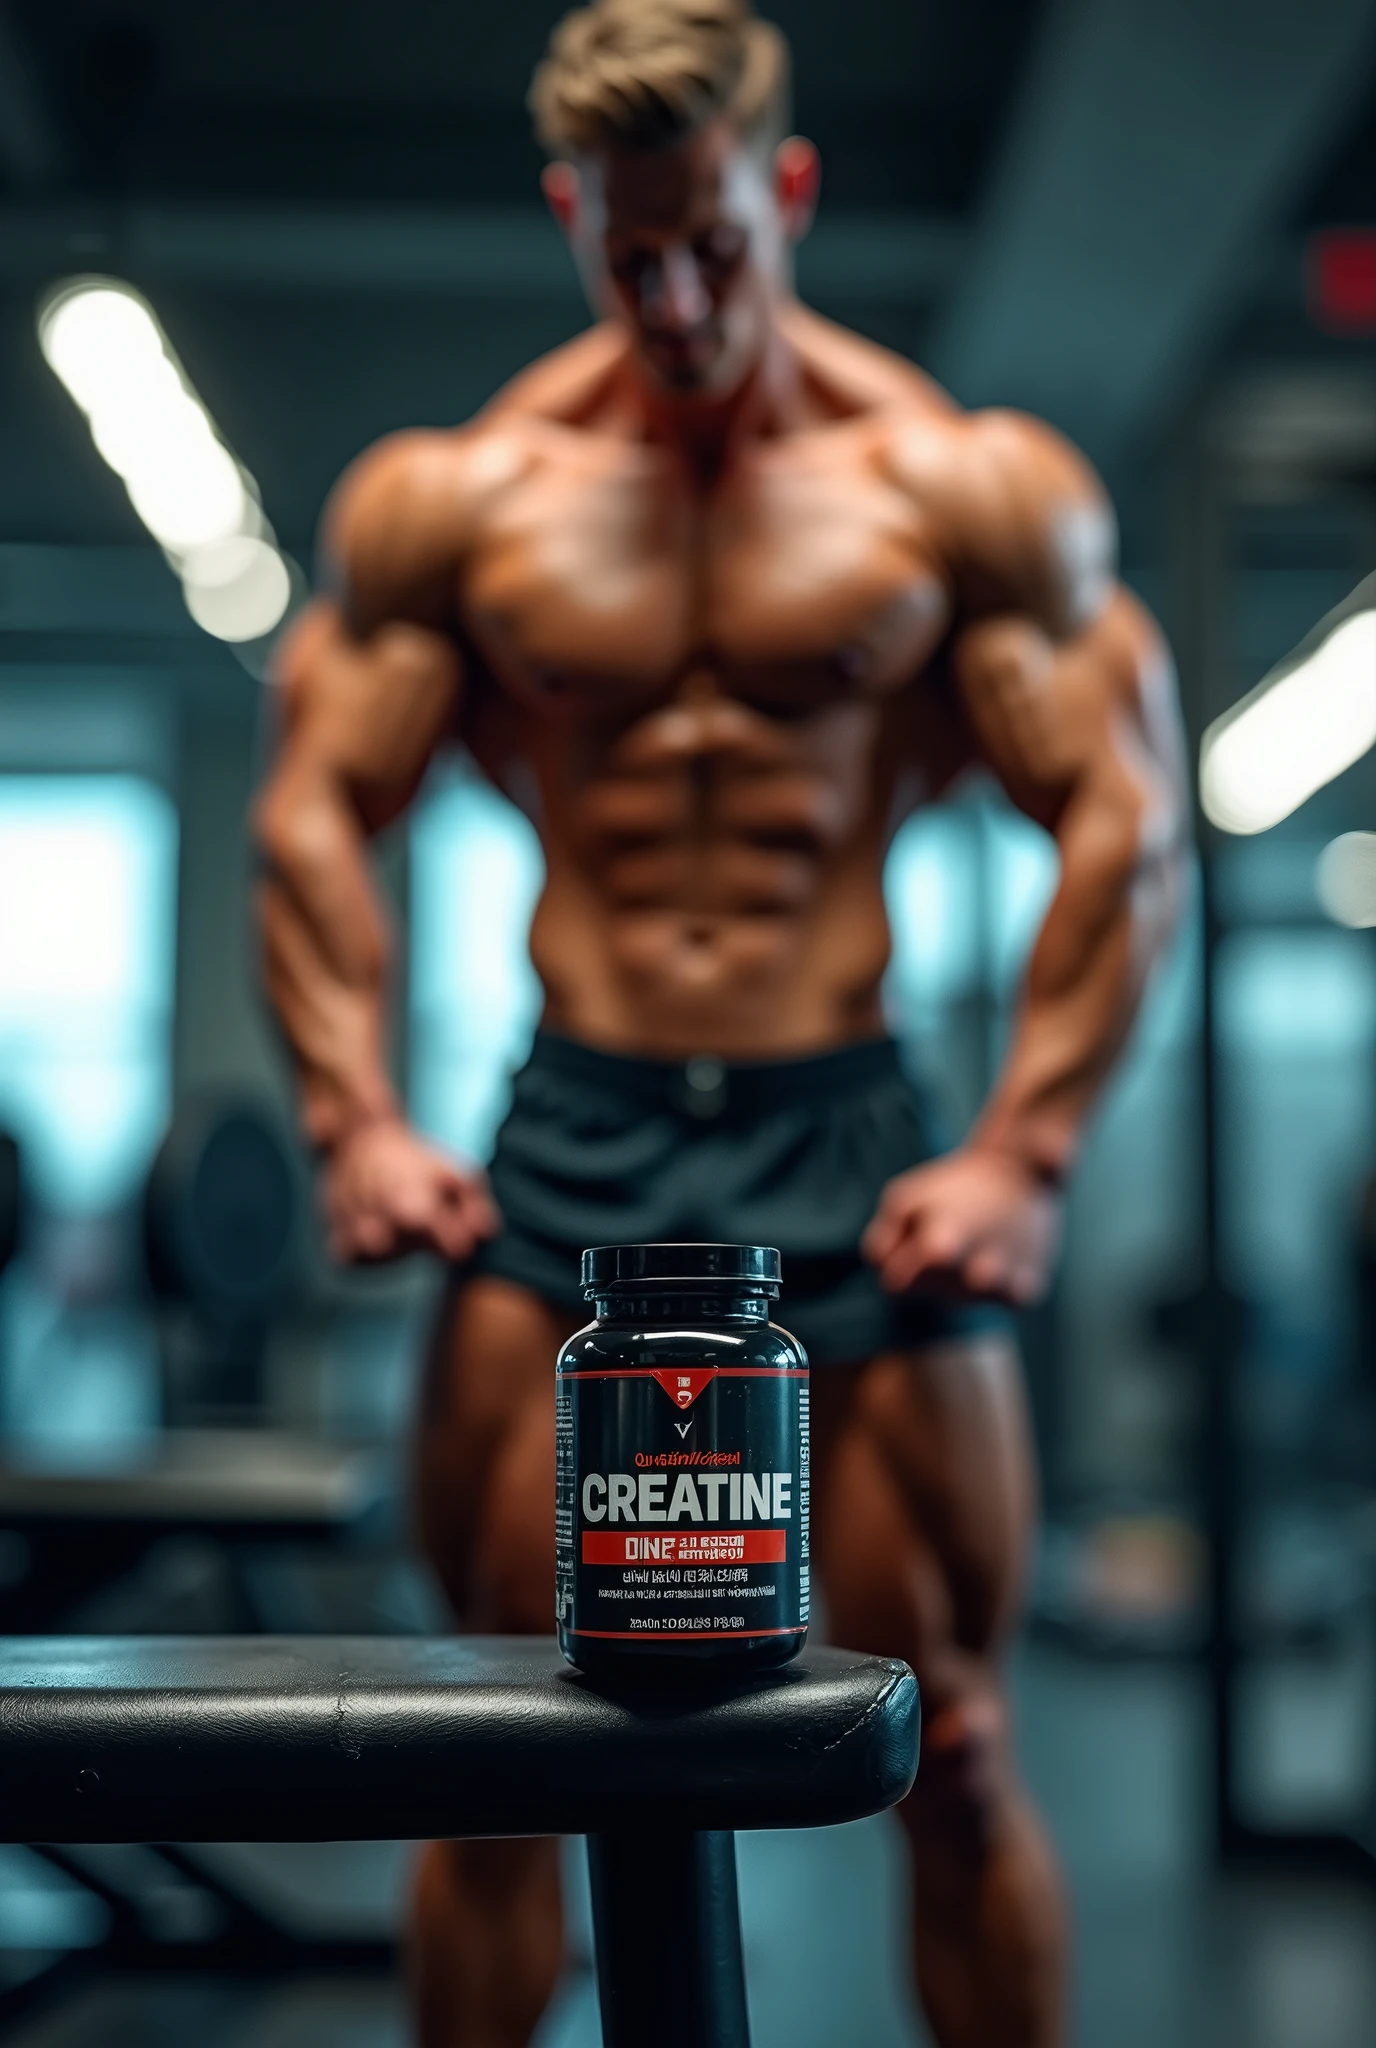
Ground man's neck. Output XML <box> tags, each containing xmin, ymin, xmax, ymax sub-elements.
<box><xmin>637</xmin><ymin>320</ymin><xmax>802</xmax><ymax>482</ymax></box>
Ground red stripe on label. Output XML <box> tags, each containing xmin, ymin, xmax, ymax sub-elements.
<box><xmin>582</xmin><ymin>1528</ymin><xmax>787</xmax><ymax>1565</ymax></box>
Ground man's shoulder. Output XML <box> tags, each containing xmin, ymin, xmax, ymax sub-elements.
<box><xmin>785</xmin><ymin>309</ymin><xmax>1076</xmax><ymax>497</ymax></box>
<box><xmin>328</xmin><ymin>328</ymin><xmax>627</xmax><ymax>553</ymax></box>
<box><xmin>320</xmin><ymin>329</ymin><xmax>629</xmax><ymax>620</ymax></box>
<box><xmin>877</xmin><ymin>404</ymin><xmax>1116</xmax><ymax>637</ymax></box>
<box><xmin>880</xmin><ymin>402</ymin><xmax>1104</xmax><ymax>518</ymax></box>
<box><xmin>330</xmin><ymin>423</ymin><xmax>517</xmax><ymax>538</ymax></box>
<box><xmin>322</xmin><ymin>426</ymin><xmax>538</xmax><ymax>611</ymax></box>
<box><xmin>317</xmin><ymin>421</ymin><xmax>523</xmax><ymax>628</ymax></box>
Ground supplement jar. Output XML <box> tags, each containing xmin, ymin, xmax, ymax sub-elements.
<box><xmin>556</xmin><ymin>1242</ymin><xmax>809</xmax><ymax>1677</ymax></box>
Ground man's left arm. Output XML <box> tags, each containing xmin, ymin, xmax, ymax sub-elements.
<box><xmin>865</xmin><ymin>417</ymin><xmax>1187</xmax><ymax>1304</ymax></box>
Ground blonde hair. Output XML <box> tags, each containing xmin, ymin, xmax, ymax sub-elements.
<box><xmin>529</xmin><ymin>0</ymin><xmax>790</xmax><ymax>157</ymax></box>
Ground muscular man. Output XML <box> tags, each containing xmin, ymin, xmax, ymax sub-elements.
<box><xmin>255</xmin><ymin>3</ymin><xmax>1185</xmax><ymax>2041</ymax></box>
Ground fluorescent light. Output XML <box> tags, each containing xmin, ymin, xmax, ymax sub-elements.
<box><xmin>126</xmin><ymin>438</ymin><xmax>248</xmax><ymax>553</ymax></box>
<box><xmin>1200</xmin><ymin>578</ymin><xmax>1376</xmax><ymax>834</ymax></box>
<box><xmin>37</xmin><ymin>275</ymin><xmax>294</xmax><ymax>646</ymax></box>
<box><xmin>181</xmin><ymin>537</ymin><xmax>292</xmax><ymax>642</ymax></box>
<box><xmin>88</xmin><ymin>377</ymin><xmax>202</xmax><ymax>480</ymax></box>
<box><xmin>39</xmin><ymin>285</ymin><xmax>165</xmax><ymax>411</ymax></box>
<box><xmin>1317</xmin><ymin>831</ymin><xmax>1376</xmax><ymax>927</ymax></box>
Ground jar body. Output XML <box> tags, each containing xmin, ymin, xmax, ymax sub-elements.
<box><xmin>556</xmin><ymin>1295</ymin><xmax>809</xmax><ymax>1678</ymax></box>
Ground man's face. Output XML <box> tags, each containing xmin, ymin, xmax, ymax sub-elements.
<box><xmin>570</xmin><ymin>121</ymin><xmax>786</xmax><ymax>398</ymax></box>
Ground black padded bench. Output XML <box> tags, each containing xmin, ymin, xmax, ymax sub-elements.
<box><xmin>0</xmin><ymin>1636</ymin><xmax>919</xmax><ymax>2047</ymax></box>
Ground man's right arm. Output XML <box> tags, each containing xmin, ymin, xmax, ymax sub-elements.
<box><xmin>254</xmin><ymin>436</ymin><xmax>498</xmax><ymax>1262</ymax></box>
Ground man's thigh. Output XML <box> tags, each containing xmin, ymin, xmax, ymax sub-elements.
<box><xmin>811</xmin><ymin>1334</ymin><xmax>1036</xmax><ymax>1711</ymax></box>
<box><xmin>414</xmin><ymin>1273</ymin><xmax>581</xmax><ymax>1630</ymax></box>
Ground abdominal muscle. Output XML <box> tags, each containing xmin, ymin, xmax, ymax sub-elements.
<box><xmin>513</xmin><ymin>686</ymin><xmax>900</xmax><ymax>1059</ymax></box>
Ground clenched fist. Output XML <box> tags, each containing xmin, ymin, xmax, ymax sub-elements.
<box><xmin>321</xmin><ymin>1115</ymin><xmax>500</xmax><ymax>1265</ymax></box>
<box><xmin>861</xmin><ymin>1144</ymin><xmax>1062</xmax><ymax>1307</ymax></box>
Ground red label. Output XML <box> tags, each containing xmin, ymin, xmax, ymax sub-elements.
<box><xmin>582</xmin><ymin>1528</ymin><xmax>786</xmax><ymax>1565</ymax></box>
<box><xmin>650</xmin><ymin>1367</ymin><xmax>716</xmax><ymax>1410</ymax></box>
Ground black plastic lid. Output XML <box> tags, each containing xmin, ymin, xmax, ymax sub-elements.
<box><xmin>582</xmin><ymin>1243</ymin><xmax>781</xmax><ymax>1297</ymax></box>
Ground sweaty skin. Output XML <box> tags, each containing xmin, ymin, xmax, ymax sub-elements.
<box><xmin>256</xmin><ymin>118</ymin><xmax>1184</xmax><ymax>2048</ymax></box>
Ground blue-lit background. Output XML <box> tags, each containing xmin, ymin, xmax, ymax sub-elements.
<box><xmin>0</xmin><ymin>774</ymin><xmax>177</xmax><ymax>1213</ymax></box>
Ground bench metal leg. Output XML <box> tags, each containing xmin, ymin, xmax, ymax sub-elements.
<box><xmin>587</xmin><ymin>1828</ymin><xmax>750</xmax><ymax>2048</ymax></box>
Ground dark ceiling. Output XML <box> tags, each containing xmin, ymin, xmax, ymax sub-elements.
<box><xmin>0</xmin><ymin>0</ymin><xmax>1049</xmax><ymax>554</ymax></box>
<box><xmin>11</xmin><ymin>0</ymin><xmax>1044</xmax><ymax>209</ymax></box>
<box><xmin>0</xmin><ymin>0</ymin><xmax>1370</xmax><ymax>566</ymax></box>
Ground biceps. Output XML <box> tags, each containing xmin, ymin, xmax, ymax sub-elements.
<box><xmin>256</xmin><ymin>601</ymin><xmax>461</xmax><ymax>956</ymax></box>
<box><xmin>271</xmin><ymin>599</ymin><xmax>461</xmax><ymax>830</ymax></box>
<box><xmin>950</xmin><ymin>588</ymin><xmax>1177</xmax><ymax>837</ymax></box>
<box><xmin>949</xmin><ymin>614</ymin><xmax>1070</xmax><ymax>820</ymax></box>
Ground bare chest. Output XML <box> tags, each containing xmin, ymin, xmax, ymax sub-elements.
<box><xmin>460</xmin><ymin>436</ymin><xmax>952</xmax><ymax>716</ymax></box>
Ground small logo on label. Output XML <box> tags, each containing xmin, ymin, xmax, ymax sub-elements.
<box><xmin>651</xmin><ymin>1368</ymin><xmax>716</xmax><ymax>1411</ymax></box>
<box><xmin>674</xmin><ymin>1421</ymin><xmax>692</xmax><ymax>1439</ymax></box>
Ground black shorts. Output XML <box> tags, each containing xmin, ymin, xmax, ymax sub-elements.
<box><xmin>468</xmin><ymin>1032</ymin><xmax>1012</xmax><ymax>1367</ymax></box>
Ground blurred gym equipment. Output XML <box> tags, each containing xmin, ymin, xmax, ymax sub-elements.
<box><xmin>0</xmin><ymin>1132</ymin><xmax>19</xmax><ymax>1420</ymax></box>
<box><xmin>0</xmin><ymin>1101</ymin><xmax>400</xmax><ymax>1634</ymax></box>
<box><xmin>1178</xmin><ymin>399</ymin><xmax>1376</xmax><ymax>1882</ymax></box>
<box><xmin>144</xmin><ymin>1095</ymin><xmax>301</xmax><ymax>1423</ymax></box>
<box><xmin>0</xmin><ymin>1133</ymin><xmax>19</xmax><ymax>1284</ymax></box>
<box><xmin>0</xmin><ymin>1638</ymin><xmax>920</xmax><ymax>2046</ymax></box>
<box><xmin>0</xmin><ymin>1430</ymin><xmax>393</xmax><ymax>1633</ymax></box>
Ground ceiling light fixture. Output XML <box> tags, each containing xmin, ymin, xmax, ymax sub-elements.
<box><xmin>1200</xmin><ymin>572</ymin><xmax>1376</xmax><ymax>835</ymax></box>
<box><xmin>37</xmin><ymin>276</ymin><xmax>295</xmax><ymax>647</ymax></box>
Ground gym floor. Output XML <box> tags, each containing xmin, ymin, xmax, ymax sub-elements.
<box><xmin>6</xmin><ymin>1639</ymin><xmax>1374</xmax><ymax>2048</ymax></box>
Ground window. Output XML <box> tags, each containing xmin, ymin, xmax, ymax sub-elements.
<box><xmin>0</xmin><ymin>775</ymin><xmax>178</xmax><ymax>1213</ymax></box>
<box><xmin>884</xmin><ymin>797</ymin><xmax>1059</xmax><ymax>1031</ymax></box>
<box><xmin>1218</xmin><ymin>926</ymin><xmax>1376</xmax><ymax>1311</ymax></box>
<box><xmin>409</xmin><ymin>767</ymin><xmax>544</xmax><ymax>1164</ymax></box>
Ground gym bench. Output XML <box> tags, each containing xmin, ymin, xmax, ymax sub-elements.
<box><xmin>0</xmin><ymin>1636</ymin><xmax>919</xmax><ymax>2048</ymax></box>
